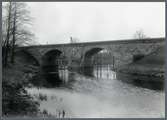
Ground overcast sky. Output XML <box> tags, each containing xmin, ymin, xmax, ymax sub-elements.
<box><xmin>26</xmin><ymin>2</ymin><xmax>165</xmax><ymax>44</ymax></box>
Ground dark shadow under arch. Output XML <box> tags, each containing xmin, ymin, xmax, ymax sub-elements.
<box><xmin>85</xmin><ymin>48</ymin><xmax>103</xmax><ymax>58</ymax></box>
<box><xmin>41</xmin><ymin>49</ymin><xmax>63</xmax><ymax>86</ymax></box>
<box><xmin>15</xmin><ymin>50</ymin><xmax>40</xmax><ymax>66</ymax></box>
<box><xmin>42</xmin><ymin>50</ymin><xmax>62</xmax><ymax>66</ymax></box>
<box><xmin>83</xmin><ymin>48</ymin><xmax>104</xmax><ymax>76</ymax></box>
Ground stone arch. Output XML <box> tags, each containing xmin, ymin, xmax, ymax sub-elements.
<box><xmin>15</xmin><ymin>50</ymin><xmax>40</xmax><ymax>66</ymax></box>
<box><xmin>85</xmin><ymin>48</ymin><xmax>104</xmax><ymax>58</ymax></box>
<box><xmin>42</xmin><ymin>49</ymin><xmax>62</xmax><ymax>66</ymax></box>
<box><xmin>41</xmin><ymin>49</ymin><xmax>63</xmax><ymax>86</ymax></box>
<box><xmin>83</xmin><ymin>47</ymin><xmax>105</xmax><ymax>76</ymax></box>
<box><xmin>84</xmin><ymin>47</ymin><xmax>105</xmax><ymax>66</ymax></box>
<box><xmin>40</xmin><ymin>47</ymin><xmax>63</xmax><ymax>57</ymax></box>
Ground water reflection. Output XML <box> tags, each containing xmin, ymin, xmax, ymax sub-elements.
<box><xmin>57</xmin><ymin>65</ymin><xmax>117</xmax><ymax>84</ymax></box>
<box><xmin>42</xmin><ymin>65</ymin><xmax>62</xmax><ymax>86</ymax></box>
<box><xmin>27</xmin><ymin>66</ymin><xmax>165</xmax><ymax>118</ymax></box>
<box><xmin>93</xmin><ymin>65</ymin><xmax>116</xmax><ymax>79</ymax></box>
<box><xmin>56</xmin><ymin>65</ymin><xmax>164</xmax><ymax>91</ymax></box>
<box><xmin>59</xmin><ymin>68</ymin><xmax>69</xmax><ymax>84</ymax></box>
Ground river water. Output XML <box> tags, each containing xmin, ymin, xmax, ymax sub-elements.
<box><xmin>26</xmin><ymin>67</ymin><xmax>165</xmax><ymax>118</ymax></box>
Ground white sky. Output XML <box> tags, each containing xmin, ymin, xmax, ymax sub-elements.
<box><xmin>26</xmin><ymin>2</ymin><xmax>165</xmax><ymax>44</ymax></box>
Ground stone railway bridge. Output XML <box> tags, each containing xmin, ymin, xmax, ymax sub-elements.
<box><xmin>15</xmin><ymin>37</ymin><xmax>165</xmax><ymax>76</ymax></box>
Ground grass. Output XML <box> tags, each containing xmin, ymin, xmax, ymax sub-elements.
<box><xmin>118</xmin><ymin>45</ymin><xmax>165</xmax><ymax>77</ymax></box>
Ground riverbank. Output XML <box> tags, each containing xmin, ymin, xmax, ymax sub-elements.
<box><xmin>117</xmin><ymin>46</ymin><xmax>165</xmax><ymax>84</ymax></box>
<box><xmin>26</xmin><ymin>72</ymin><xmax>165</xmax><ymax>118</ymax></box>
<box><xmin>2</xmin><ymin>62</ymin><xmax>41</xmax><ymax>116</ymax></box>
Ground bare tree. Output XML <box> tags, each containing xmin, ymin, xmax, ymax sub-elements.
<box><xmin>2</xmin><ymin>2</ymin><xmax>12</xmax><ymax>67</ymax></box>
<box><xmin>133</xmin><ymin>29</ymin><xmax>148</xmax><ymax>39</ymax></box>
<box><xmin>2</xmin><ymin>2</ymin><xmax>35</xmax><ymax>65</ymax></box>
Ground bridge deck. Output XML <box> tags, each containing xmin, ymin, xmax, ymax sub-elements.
<box><xmin>17</xmin><ymin>37</ymin><xmax>165</xmax><ymax>49</ymax></box>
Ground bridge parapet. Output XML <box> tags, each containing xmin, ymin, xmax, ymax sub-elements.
<box><xmin>15</xmin><ymin>37</ymin><xmax>165</xmax><ymax>67</ymax></box>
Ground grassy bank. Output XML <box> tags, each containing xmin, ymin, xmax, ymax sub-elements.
<box><xmin>117</xmin><ymin>46</ymin><xmax>165</xmax><ymax>83</ymax></box>
<box><xmin>118</xmin><ymin>46</ymin><xmax>165</xmax><ymax>76</ymax></box>
<box><xmin>2</xmin><ymin>62</ymin><xmax>40</xmax><ymax>116</ymax></box>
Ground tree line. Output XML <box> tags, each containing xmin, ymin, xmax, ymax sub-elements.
<box><xmin>2</xmin><ymin>2</ymin><xmax>35</xmax><ymax>67</ymax></box>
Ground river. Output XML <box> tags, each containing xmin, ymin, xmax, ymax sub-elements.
<box><xmin>26</xmin><ymin>67</ymin><xmax>165</xmax><ymax>118</ymax></box>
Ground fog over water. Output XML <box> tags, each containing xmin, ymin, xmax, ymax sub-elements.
<box><xmin>27</xmin><ymin>68</ymin><xmax>165</xmax><ymax>118</ymax></box>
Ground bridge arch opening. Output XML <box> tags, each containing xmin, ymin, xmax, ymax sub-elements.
<box><xmin>15</xmin><ymin>50</ymin><xmax>40</xmax><ymax>66</ymax></box>
<box><xmin>41</xmin><ymin>49</ymin><xmax>63</xmax><ymax>86</ymax></box>
<box><xmin>83</xmin><ymin>47</ymin><xmax>115</xmax><ymax>78</ymax></box>
<box><xmin>83</xmin><ymin>48</ymin><xmax>105</xmax><ymax>76</ymax></box>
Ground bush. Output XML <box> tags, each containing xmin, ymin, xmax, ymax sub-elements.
<box><xmin>2</xmin><ymin>67</ymin><xmax>40</xmax><ymax>116</ymax></box>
